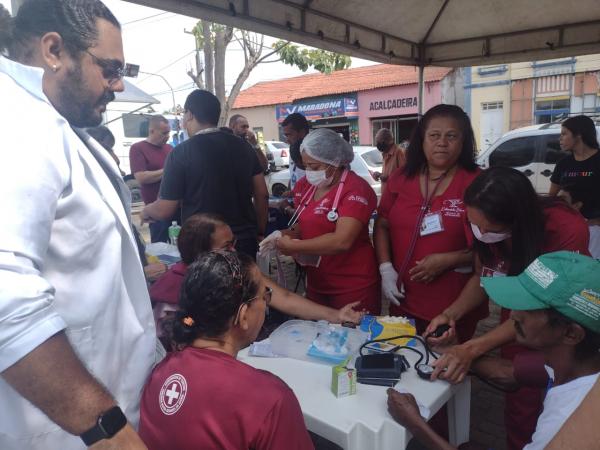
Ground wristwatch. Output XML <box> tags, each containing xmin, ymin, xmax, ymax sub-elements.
<box><xmin>80</xmin><ymin>406</ymin><xmax>127</xmax><ymax>446</ymax></box>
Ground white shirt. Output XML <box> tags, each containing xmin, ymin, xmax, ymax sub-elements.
<box><xmin>588</xmin><ymin>225</ymin><xmax>600</xmax><ymax>259</ymax></box>
<box><xmin>0</xmin><ymin>56</ymin><xmax>156</xmax><ymax>449</ymax></box>
<box><xmin>524</xmin><ymin>371</ymin><xmax>599</xmax><ymax>450</ymax></box>
<box><xmin>289</xmin><ymin>161</ymin><xmax>306</xmax><ymax>191</ymax></box>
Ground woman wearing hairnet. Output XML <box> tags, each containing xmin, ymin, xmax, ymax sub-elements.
<box><xmin>276</xmin><ymin>128</ymin><xmax>381</xmax><ymax>314</ymax></box>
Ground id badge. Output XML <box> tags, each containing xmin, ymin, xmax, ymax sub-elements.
<box><xmin>420</xmin><ymin>212</ymin><xmax>444</xmax><ymax>236</ymax></box>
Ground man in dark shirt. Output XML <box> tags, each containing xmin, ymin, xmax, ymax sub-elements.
<box><xmin>130</xmin><ymin>115</ymin><xmax>173</xmax><ymax>242</ymax></box>
<box><xmin>142</xmin><ymin>90</ymin><xmax>268</xmax><ymax>258</ymax></box>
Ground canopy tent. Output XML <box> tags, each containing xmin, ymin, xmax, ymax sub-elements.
<box><xmin>124</xmin><ymin>0</ymin><xmax>600</xmax><ymax>67</ymax></box>
<box><xmin>115</xmin><ymin>79</ymin><xmax>160</xmax><ymax>104</ymax></box>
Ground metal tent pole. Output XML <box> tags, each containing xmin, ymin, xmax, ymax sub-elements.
<box><xmin>418</xmin><ymin>64</ymin><xmax>425</xmax><ymax>117</ymax></box>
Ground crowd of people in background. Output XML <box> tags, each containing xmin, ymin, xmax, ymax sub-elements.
<box><xmin>1</xmin><ymin>1</ymin><xmax>600</xmax><ymax>450</ymax></box>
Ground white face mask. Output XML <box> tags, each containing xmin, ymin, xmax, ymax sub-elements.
<box><xmin>305</xmin><ymin>169</ymin><xmax>331</xmax><ymax>187</ymax></box>
<box><xmin>470</xmin><ymin>223</ymin><xmax>511</xmax><ymax>244</ymax></box>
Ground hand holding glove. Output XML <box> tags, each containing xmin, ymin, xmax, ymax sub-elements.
<box><xmin>258</xmin><ymin>230</ymin><xmax>282</xmax><ymax>256</ymax></box>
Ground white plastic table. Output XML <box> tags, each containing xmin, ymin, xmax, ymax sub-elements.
<box><xmin>238</xmin><ymin>348</ymin><xmax>470</xmax><ymax>450</ymax></box>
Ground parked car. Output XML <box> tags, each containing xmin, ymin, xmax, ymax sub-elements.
<box><xmin>477</xmin><ymin>123</ymin><xmax>600</xmax><ymax>194</ymax></box>
<box><xmin>265</xmin><ymin>141</ymin><xmax>290</xmax><ymax>168</ymax></box>
<box><xmin>352</xmin><ymin>146</ymin><xmax>383</xmax><ymax>197</ymax></box>
<box><xmin>264</xmin><ymin>146</ymin><xmax>276</xmax><ymax>173</ymax></box>
<box><xmin>266</xmin><ymin>146</ymin><xmax>383</xmax><ymax>198</ymax></box>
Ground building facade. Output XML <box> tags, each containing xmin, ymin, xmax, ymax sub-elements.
<box><xmin>231</xmin><ymin>64</ymin><xmax>461</xmax><ymax>147</ymax></box>
<box><xmin>467</xmin><ymin>54</ymin><xmax>600</xmax><ymax>151</ymax></box>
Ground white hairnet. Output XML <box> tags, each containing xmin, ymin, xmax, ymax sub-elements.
<box><xmin>300</xmin><ymin>128</ymin><xmax>354</xmax><ymax>167</ymax></box>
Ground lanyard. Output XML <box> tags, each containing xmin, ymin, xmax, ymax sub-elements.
<box><xmin>287</xmin><ymin>169</ymin><xmax>349</xmax><ymax>228</ymax></box>
<box><xmin>397</xmin><ymin>168</ymin><xmax>448</xmax><ymax>278</ymax></box>
<box><xmin>423</xmin><ymin>169</ymin><xmax>447</xmax><ymax>212</ymax></box>
<box><xmin>287</xmin><ymin>184</ymin><xmax>317</xmax><ymax>228</ymax></box>
<box><xmin>327</xmin><ymin>169</ymin><xmax>349</xmax><ymax>222</ymax></box>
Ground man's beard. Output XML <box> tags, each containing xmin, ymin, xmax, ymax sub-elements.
<box><xmin>56</xmin><ymin>65</ymin><xmax>115</xmax><ymax>128</ymax></box>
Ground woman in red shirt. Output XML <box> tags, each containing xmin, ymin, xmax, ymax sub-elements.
<box><xmin>276</xmin><ymin>128</ymin><xmax>380</xmax><ymax>313</ymax></box>
<box><xmin>426</xmin><ymin>167</ymin><xmax>590</xmax><ymax>450</ymax></box>
<box><xmin>150</xmin><ymin>213</ymin><xmax>364</xmax><ymax>342</ymax></box>
<box><xmin>140</xmin><ymin>251</ymin><xmax>314</xmax><ymax>450</ymax></box>
<box><xmin>374</xmin><ymin>104</ymin><xmax>481</xmax><ymax>341</ymax></box>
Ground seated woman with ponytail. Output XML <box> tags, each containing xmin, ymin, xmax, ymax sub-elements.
<box><xmin>150</xmin><ymin>213</ymin><xmax>363</xmax><ymax>342</ymax></box>
<box><xmin>139</xmin><ymin>250</ymin><xmax>314</xmax><ymax>450</ymax></box>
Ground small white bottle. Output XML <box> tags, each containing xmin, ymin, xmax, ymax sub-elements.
<box><xmin>167</xmin><ymin>221</ymin><xmax>181</xmax><ymax>246</ymax></box>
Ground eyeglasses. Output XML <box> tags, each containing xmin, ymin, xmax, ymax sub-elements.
<box><xmin>233</xmin><ymin>287</ymin><xmax>273</xmax><ymax>325</ymax></box>
<box><xmin>247</xmin><ymin>287</ymin><xmax>273</xmax><ymax>307</ymax></box>
<box><xmin>84</xmin><ymin>49</ymin><xmax>126</xmax><ymax>86</ymax></box>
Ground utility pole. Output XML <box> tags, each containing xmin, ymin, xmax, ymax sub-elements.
<box><xmin>138</xmin><ymin>71</ymin><xmax>176</xmax><ymax>113</ymax></box>
<box><xmin>184</xmin><ymin>28</ymin><xmax>205</xmax><ymax>89</ymax></box>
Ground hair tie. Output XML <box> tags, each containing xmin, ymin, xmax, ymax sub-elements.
<box><xmin>183</xmin><ymin>316</ymin><xmax>195</xmax><ymax>327</ymax></box>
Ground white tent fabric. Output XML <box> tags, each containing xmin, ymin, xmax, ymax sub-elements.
<box><xmin>115</xmin><ymin>79</ymin><xmax>159</xmax><ymax>104</ymax></box>
<box><xmin>125</xmin><ymin>0</ymin><xmax>600</xmax><ymax>67</ymax></box>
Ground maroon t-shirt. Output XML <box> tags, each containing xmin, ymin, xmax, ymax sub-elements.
<box><xmin>139</xmin><ymin>348</ymin><xmax>314</xmax><ymax>450</ymax></box>
<box><xmin>129</xmin><ymin>140</ymin><xmax>172</xmax><ymax>203</ymax></box>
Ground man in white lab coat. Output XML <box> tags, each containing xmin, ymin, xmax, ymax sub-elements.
<box><xmin>0</xmin><ymin>1</ymin><xmax>155</xmax><ymax>449</ymax></box>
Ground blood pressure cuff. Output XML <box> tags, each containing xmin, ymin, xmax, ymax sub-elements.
<box><xmin>513</xmin><ymin>351</ymin><xmax>549</xmax><ymax>389</ymax></box>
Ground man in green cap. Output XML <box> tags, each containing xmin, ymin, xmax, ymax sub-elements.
<box><xmin>387</xmin><ymin>251</ymin><xmax>600</xmax><ymax>450</ymax></box>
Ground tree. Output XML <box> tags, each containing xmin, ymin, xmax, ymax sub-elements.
<box><xmin>273</xmin><ymin>40</ymin><xmax>351</xmax><ymax>74</ymax></box>
<box><xmin>187</xmin><ymin>23</ymin><xmax>351</xmax><ymax>126</ymax></box>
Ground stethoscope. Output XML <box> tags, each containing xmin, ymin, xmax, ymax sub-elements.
<box><xmin>287</xmin><ymin>169</ymin><xmax>349</xmax><ymax>228</ymax></box>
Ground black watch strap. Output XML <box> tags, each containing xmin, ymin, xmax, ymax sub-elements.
<box><xmin>80</xmin><ymin>406</ymin><xmax>127</xmax><ymax>447</ymax></box>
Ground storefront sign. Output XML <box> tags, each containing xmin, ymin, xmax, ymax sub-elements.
<box><xmin>369</xmin><ymin>97</ymin><xmax>418</xmax><ymax>111</ymax></box>
<box><xmin>276</xmin><ymin>96</ymin><xmax>358</xmax><ymax>122</ymax></box>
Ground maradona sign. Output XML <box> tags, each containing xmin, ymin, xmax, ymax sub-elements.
<box><xmin>276</xmin><ymin>96</ymin><xmax>358</xmax><ymax>122</ymax></box>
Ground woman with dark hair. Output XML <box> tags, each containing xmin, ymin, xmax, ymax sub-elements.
<box><xmin>140</xmin><ymin>250</ymin><xmax>314</xmax><ymax>450</ymax></box>
<box><xmin>426</xmin><ymin>167</ymin><xmax>590</xmax><ymax>450</ymax></box>
<box><xmin>276</xmin><ymin>128</ymin><xmax>380</xmax><ymax>314</ymax></box>
<box><xmin>374</xmin><ymin>104</ymin><xmax>482</xmax><ymax>341</ymax></box>
<box><xmin>150</xmin><ymin>213</ymin><xmax>363</xmax><ymax>339</ymax></box>
<box><xmin>549</xmin><ymin>115</ymin><xmax>600</xmax><ymax>221</ymax></box>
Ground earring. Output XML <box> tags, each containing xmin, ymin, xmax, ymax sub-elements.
<box><xmin>52</xmin><ymin>64</ymin><xmax>58</xmax><ymax>72</ymax></box>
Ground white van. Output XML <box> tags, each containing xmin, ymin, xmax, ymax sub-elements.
<box><xmin>477</xmin><ymin>124</ymin><xmax>567</xmax><ymax>194</ymax></box>
<box><xmin>105</xmin><ymin>111</ymin><xmax>182</xmax><ymax>175</ymax></box>
<box><xmin>102</xmin><ymin>80</ymin><xmax>171</xmax><ymax>175</ymax></box>
<box><xmin>477</xmin><ymin>123</ymin><xmax>600</xmax><ymax>194</ymax></box>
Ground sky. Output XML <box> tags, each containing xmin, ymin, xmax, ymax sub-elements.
<box><xmin>1</xmin><ymin>0</ymin><xmax>377</xmax><ymax>110</ymax></box>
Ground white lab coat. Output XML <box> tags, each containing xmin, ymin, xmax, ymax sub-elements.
<box><xmin>0</xmin><ymin>57</ymin><xmax>156</xmax><ymax>449</ymax></box>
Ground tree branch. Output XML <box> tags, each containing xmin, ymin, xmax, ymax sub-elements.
<box><xmin>259</xmin><ymin>58</ymin><xmax>283</xmax><ymax>64</ymax></box>
<box><xmin>256</xmin><ymin>42</ymin><xmax>289</xmax><ymax>64</ymax></box>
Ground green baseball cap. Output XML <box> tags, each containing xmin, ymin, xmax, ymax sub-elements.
<box><xmin>481</xmin><ymin>251</ymin><xmax>600</xmax><ymax>333</ymax></box>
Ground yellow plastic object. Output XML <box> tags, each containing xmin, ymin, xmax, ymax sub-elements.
<box><xmin>146</xmin><ymin>254</ymin><xmax>160</xmax><ymax>264</ymax></box>
<box><xmin>359</xmin><ymin>315</ymin><xmax>416</xmax><ymax>346</ymax></box>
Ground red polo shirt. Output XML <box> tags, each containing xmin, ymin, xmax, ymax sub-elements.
<box><xmin>129</xmin><ymin>140</ymin><xmax>172</xmax><ymax>203</ymax></box>
<box><xmin>292</xmin><ymin>172</ymin><xmax>379</xmax><ymax>309</ymax></box>
<box><xmin>378</xmin><ymin>167</ymin><xmax>484</xmax><ymax>322</ymax></box>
